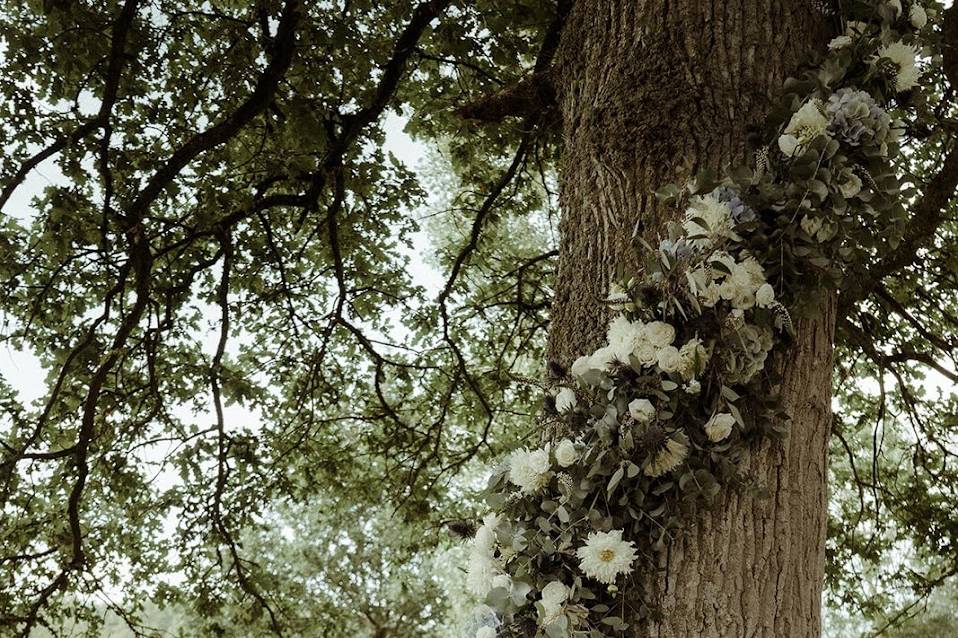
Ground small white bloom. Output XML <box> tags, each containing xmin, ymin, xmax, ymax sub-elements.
<box><xmin>476</xmin><ymin>628</ymin><xmax>496</xmax><ymax>638</ymax></box>
<box><xmin>683</xmin><ymin>194</ymin><xmax>733</xmax><ymax>248</ymax></box>
<box><xmin>656</xmin><ymin>345</ymin><xmax>683</xmax><ymax>374</ymax></box>
<box><xmin>576</xmin><ymin>530</ymin><xmax>637</xmax><ymax>584</ymax></box>
<box><xmin>779</xmin><ymin>99</ymin><xmax>829</xmax><ymax>156</ymax></box>
<box><xmin>755</xmin><ymin>283</ymin><xmax>776</xmax><ymax>308</ymax></box>
<box><xmin>492</xmin><ymin>573</ymin><xmax>511</xmax><ymax>591</ymax></box>
<box><xmin>678</xmin><ymin>338</ymin><xmax>708</xmax><ymax>379</ymax></box>
<box><xmin>877</xmin><ymin>42</ymin><xmax>921</xmax><ymax>92</ymax></box>
<box><xmin>684</xmin><ymin>379</ymin><xmax>702</xmax><ymax>394</ymax></box>
<box><xmin>838</xmin><ymin>170</ymin><xmax>863</xmax><ymax>198</ymax></box>
<box><xmin>467</xmin><ymin>514</ymin><xmax>501</xmax><ymax>596</ymax></box>
<box><xmin>828</xmin><ymin>35</ymin><xmax>853</xmax><ymax>50</ymax></box>
<box><xmin>910</xmin><ymin>4</ymin><xmax>927</xmax><ymax>28</ymax></box>
<box><xmin>705</xmin><ymin>413</ymin><xmax>736</xmax><ymax>442</ymax></box>
<box><xmin>555</xmin><ymin>439</ymin><xmax>578</xmax><ymax>468</ymax></box>
<box><xmin>629</xmin><ymin>398</ymin><xmax>656</xmax><ymax>424</ymax></box>
<box><xmin>644</xmin><ymin>321</ymin><xmax>676</xmax><ymax>347</ymax></box>
<box><xmin>555</xmin><ymin>387</ymin><xmax>577</xmax><ymax>413</ymax></box>
<box><xmin>509</xmin><ymin>448</ymin><xmax>551</xmax><ymax>494</ymax></box>
<box><xmin>539</xmin><ymin>581</ymin><xmax>569</xmax><ymax>623</ymax></box>
<box><xmin>607</xmin><ymin>315</ymin><xmax>644</xmax><ymax>361</ymax></box>
<box><xmin>644</xmin><ymin>434</ymin><xmax>689</xmax><ymax>477</ymax></box>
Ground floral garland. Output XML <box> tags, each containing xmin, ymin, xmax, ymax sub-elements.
<box><xmin>462</xmin><ymin>2</ymin><xmax>937</xmax><ymax>637</ymax></box>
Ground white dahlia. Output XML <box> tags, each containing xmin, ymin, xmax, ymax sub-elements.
<box><xmin>576</xmin><ymin>529</ymin><xmax>637</xmax><ymax>584</ymax></box>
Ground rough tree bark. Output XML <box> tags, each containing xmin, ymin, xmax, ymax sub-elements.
<box><xmin>547</xmin><ymin>3</ymin><xmax>834</xmax><ymax>636</ymax></box>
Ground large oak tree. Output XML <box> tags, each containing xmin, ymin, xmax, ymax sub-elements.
<box><xmin>0</xmin><ymin>1</ymin><xmax>956</xmax><ymax>636</ymax></box>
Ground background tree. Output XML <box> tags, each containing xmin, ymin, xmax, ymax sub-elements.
<box><xmin>0</xmin><ymin>1</ymin><xmax>955</xmax><ymax>637</ymax></box>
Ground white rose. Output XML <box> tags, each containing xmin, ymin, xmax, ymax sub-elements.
<box><xmin>910</xmin><ymin>4</ymin><xmax>927</xmax><ymax>28</ymax></box>
<box><xmin>628</xmin><ymin>398</ymin><xmax>655</xmax><ymax>424</ymax></box>
<box><xmin>554</xmin><ymin>439</ymin><xmax>578</xmax><ymax>468</ymax></box>
<box><xmin>705</xmin><ymin>413</ymin><xmax>736</xmax><ymax>442</ymax></box>
<box><xmin>555</xmin><ymin>387</ymin><xmax>577</xmax><ymax>413</ymax></box>
<box><xmin>570</xmin><ymin>354</ymin><xmax>594</xmax><ymax>379</ymax></box>
<box><xmin>634</xmin><ymin>340</ymin><xmax>658</xmax><ymax>365</ymax></box>
<box><xmin>828</xmin><ymin>35</ymin><xmax>853</xmax><ymax>50</ymax></box>
<box><xmin>643</xmin><ymin>321</ymin><xmax>676</xmax><ymax>347</ymax></box>
<box><xmin>755</xmin><ymin>283</ymin><xmax>776</xmax><ymax>308</ymax></box>
<box><xmin>656</xmin><ymin>345</ymin><xmax>683</xmax><ymax>374</ymax></box>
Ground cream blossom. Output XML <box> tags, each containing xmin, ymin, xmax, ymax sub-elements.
<box><xmin>828</xmin><ymin>35</ymin><xmax>853</xmax><ymax>50</ymax></box>
<box><xmin>644</xmin><ymin>321</ymin><xmax>676</xmax><ymax>347</ymax></box>
<box><xmin>683</xmin><ymin>194</ymin><xmax>733</xmax><ymax>248</ymax></box>
<box><xmin>684</xmin><ymin>379</ymin><xmax>702</xmax><ymax>394</ymax></box>
<box><xmin>628</xmin><ymin>398</ymin><xmax>655</xmax><ymax>424</ymax></box>
<box><xmin>910</xmin><ymin>4</ymin><xmax>927</xmax><ymax>28</ymax></box>
<box><xmin>656</xmin><ymin>345</ymin><xmax>683</xmax><ymax>374</ymax></box>
<box><xmin>576</xmin><ymin>530</ymin><xmax>637</xmax><ymax>584</ymax></box>
<box><xmin>509</xmin><ymin>447</ymin><xmax>551</xmax><ymax>494</ymax></box>
<box><xmin>778</xmin><ymin>99</ymin><xmax>829</xmax><ymax>156</ymax></box>
<box><xmin>644</xmin><ymin>433</ymin><xmax>689</xmax><ymax>477</ymax></box>
<box><xmin>705</xmin><ymin>413</ymin><xmax>736</xmax><ymax>442</ymax></box>
<box><xmin>878</xmin><ymin>41</ymin><xmax>921</xmax><ymax>92</ymax></box>
<box><xmin>538</xmin><ymin>581</ymin><xmax>569</xmax><ymax>623</ymax></box>
<box><xmin>555</xmin><ymin>439</ymin><xmax>578</xmax><ymax>468</ymax></box>
<box><xmin>555</xmin><ymin>387</ymin><xmax>577</xmax><ymax>413</ymax></box>
<box><xmin>755</xmin><ymin>283</ymin><xmax>776</xmax><ymax>308</ymax></box>
<box><xmin>467</xmin><ymin>513</ymin><xmax>501</xmax><ymax>596</ymax></box>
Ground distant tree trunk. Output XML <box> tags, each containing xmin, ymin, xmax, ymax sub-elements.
<box><xmin>548</xmin><ymin>3</ymin><xmax>834</xmax><ymax>636</ymax></box>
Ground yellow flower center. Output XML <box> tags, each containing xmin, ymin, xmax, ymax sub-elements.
<box><xmin>599</xmin><ymin>548</ymin><xmax>616</xmax><ymax>562</ymax></box>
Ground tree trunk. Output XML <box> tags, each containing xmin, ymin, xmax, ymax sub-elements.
<box><xmin>548</xmin><ymin>2</ymin><xmax>834</xmax><ymax>636</ymax></box>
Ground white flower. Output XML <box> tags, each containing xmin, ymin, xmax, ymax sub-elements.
<box><xmin>628</xmin><ymin>398</ymin><xmax>655</xmax><ymax>424</ymax></box>
<box><xmin>877</xmin><ymin>42</ymin><xmax>921</xmax><ymax>92</ymax></box>
<box><xmin>539</xmin><ymin>581</ymin><xmax>569</xmax><ymax>623</ymax></box>
<box><xmin>838</xmin><ymin>169</ymin><xmax>863</xmax><ymax>198</ymax></box>
<box><xmin>644</xmin><ymin>433</ymin><xmax>689</xmax><ymax>477</ymax></box>
<box><xmin>755</xmin><ymin>283</ymin><xmax>776</xmax><ymax>308</ymax></box>
<box><xmin>828</xmin><ymin>35</ymin><xmax>853</xmax><ymax>50</ymax></box>
<box><xmin>846</xmin><ymin>21</ymin><xmax>870</xmax><ymax>37</ymax></box>
<box><xmin>644</xmin><ymin>321</ymin><xmax>676</xmax><ymax>347</ymax></box>
<box><xmin>779</xmin><ymin>99</ymin><xmax>829</xmax><ymax>157</ymax></box>
<box><xmin>678</xmin><ymin>338</ymin><xmax>708</xmax><ymax>379</ymax></box>
<box><xmin>509</xmin><ymin>448</ymin><xmax>551</xmax><ymax>494</ymax></box>
<box><xmin>555</xmin><ymin>387</ymin><xmax>577</xmax><ymax>413</ymax></box>
<box><xmin>555</xmin><ymin>439</ymin><xmax>578</xmax><ymax>468</ymax></box>
<box><xmin>607</xmin><ymin>315</ymin><xmax>644</xmax><ymax>361</ymax></box>
<box><xmin>491</xmin><ymin>574</ymin><xmax>511</xmax><ymax>591</ymax></box>
<box><xmin>656</xmin><ymin>345</ymin><xmax>683</xmax><ymax>374</ymax></box>
<box><xmin>888</xmin><ymin>0</ymin><xmax>902</xmax><ymax>16</ymax></box>
<box><xmin>576</xmin><ymin>530</ymin><xmax>637</xmax><ymax>584</ymax></box>
<box><xmin>684</xmin><ymin>379</ymin><xmax>702</xmax><ymax>394</ymax></box>
<box><xmin>682</xmin><ymin>194</ymin><xmax>733</xmax><ymax>248</ymax></box>
<box><xmin>476</xmin><ymin>628</ymin><xmax>496</xmax><ymax>638</ymax></box>
<box><xmin>910</xmin><ymin>4</ymin><xmax>927</xmax><ymax>28</ymax></box>
<box><xmin>467</xmin><ymin>514</ymin><xmax>501</xmax><ymax>596</ymax></box>
<box><xmin>705</xmin><ymin>413</ymin><xmax>736</xmax><ymax>442</ymax></box>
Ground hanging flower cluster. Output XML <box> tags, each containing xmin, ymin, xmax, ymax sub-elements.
<box><xmin>463</xmin><ymin>2</ymin><xmax>936</xmax><ymax>637</ymax></box>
